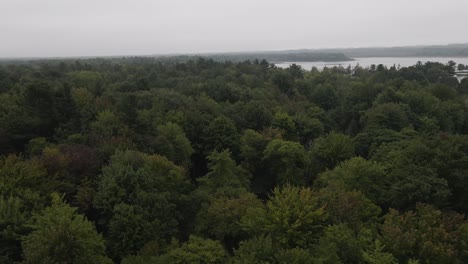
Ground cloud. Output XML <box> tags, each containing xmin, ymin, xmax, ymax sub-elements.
<box><xmin>1</xmin><ymin>0</ymin><xmax>467</xmax><ymax>57</ymax></box>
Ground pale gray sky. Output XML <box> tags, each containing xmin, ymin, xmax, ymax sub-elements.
<box><xmin>1</xmin><ymin>0</ymin><xmax>467</xmax><ymax>57</ymax></box>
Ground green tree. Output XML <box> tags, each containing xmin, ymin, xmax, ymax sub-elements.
<box><xmin>202</xmin><ymin>116</ymin><xmax>240</xmax><ymax>155</ymax></box>
<box><xmin>22</xmin><ymin>194</ymin><xmax>111</xmax><ymax>264</ymax></box>
<box><xmin>364</xmin><ymin>103</ymin><xmax>409</xmax><ymax>131</ymax></box>
<box><xmin>70</xmin><ymin>87</ymin><xmax>96</xmax><ymax>130</ymax></box>
<box><xmin>459</xmin><ymin>78</ymin><xmax>468</xmax><ymax>93</ymax></box>
<box><xmin>372</xmin><ymin>140</ymin><xmax>451</xmax><ymax>209</ymax></box>
<box><xmin>153</xmin><ymin>122</ymin><xmax>194</xmax><ymax>169</ymax></box>
<box><xmin>93</xmin><ymin>150</ymin><xmax>192</xmax><ymax>260</ymax></box>
<box><xmin>263</xmin><ymin>139</ymin><xmax>310</xmax><ymax>186</ymax></box>
<box><xmin>90</xmin><ymin>110</ymin><xmax>129</xmax><ymax>139</ymax></box>
<box><xmin>380</xmin><ymin>204</ymin><xmax>468</xmax><ymax>263</ymax></box>
<box><xmin>239</xmin><ymin>129</ymin><xmax>270</xmax><ymax>172</ymax></box>
<box><xmin>194</xmin><ymin>193</ymin><xmax>263</xmax><ymax>248</ymax></box>
<box><xmin>22</xmin><ymin>81</ymin><xmax>59</xmax><ymax>136</ymax></box>
<box><xmin>0</xmin><ymin>92</ymin><xmax>30</xmax><ymax>154</ymax></box>
<box><xmin>401</xmin><ymin>90</ymin><xmax>440</xmax><ymax>118</ymax></box>
<box><xmin>316</xmin><ymin>157</ymin><xmax>389</xmax><ymax>206</ymax></box>
<box><xmin>234</xmin><ymin>235</ymin><xmax>316</xmax><ymax>264</ymax></box>
<box><xmin>239</xmin><ymin>129</ymin><xmax>274</xmax><ymax>194</ymax></box>
<box><xmin>39</xmin><ymin>144</ymin><xmax>101</xmax><ymax>214</ymax></box>
<box><xmin>242</xmin><ymin>185</ymin><xmax>326</xmax><ymax>248</ymax></box>
<box><xmin>0</xmin><ymin>196</ymin><xmax>30</xmax><ymax>263</ymax></box>
<box><xmin>362</xmin><ymin>240</ymin><xmax>398</xmax><ymax>264</ymax></box>
<box><xmin>317</xmin><ymin>183</ymin><xmax>381</xmax><ymax>231</ymax></box>
<box><xmin>158</xmin><ymin>236</ymin><xmax>226</xmax><ymax>264</ymax></box>
<box><xmin>272</xmin><ymin>111</ymin><xmax>297</xmax><ymax>140</ymax></box>
<box><xmin>314</xmin><ymin>224</ymin><xmax>366</xmax><ymax>264</ymax></box>
<box><xmin>312</xmin><ymin>132</ymin><xmax>355</xmax><ymax>171</ymax></box>
<box><xmin>271</xmin><ymin>70</ymin><xmax>294</xmax><ymax>95</ymax></box>
<box><xmin>275</xmin><ymin>248</ymin><xmax>315</xmax><ymax>264</ymax></box>
<box><xmin>26</xmin><ymin>137</ymin><xmax>48</xmax><ymax>157</ymax></box>
<box><xmin>430</xmin><ymin>135</ymin><xmax>468</xmax><ymax>214</ymax></box>
<box><xmin>232</xmin><ymin>235</ymin><xmax>275</xmax><ymax>264</ymax></box>
<box><xmin>295</xmin><ymin>114</ymin><xmax>324</xmax><ymax>146</ymax></box>
<box><xmin>437</xmin><ymin>100</ymin><xmax>465</xmax><ymax>133</ymax></box>
<box><xmin>429</xmin><ymin>84</ymin><xmax>457</xmax><ymax>101</ymax></box>
<box><xmin>90</xmin><ymin>110</ymin><xmax>135</xmax><ymax>157</ymax></box>
<box><xmin>238</xmin><ymin>101</ymin><xmax>273</xmax><ymax>130</ymax></box>
<box><xmin>67</xmin><ymin>70</ymin><xmax>104</xmax><ymax>95</ymax></box>
<box><xmin>354</xmin><ymin>128</ymin><xmax>411</xmax><ymax>158</ymax></box>
<box><xmin>0</xmin><ymin>155</ymin><xmax>54</xmax><ymax>209</ymax></box>
<box><xmin>311</xmin><ymin>83</ymin><xmax>337</xmax><ymax>110</ymax></box>
<box><xmin>196</xmin><ymin>150</ymin><xmax>250</xmax><ymax>199</ymax></box>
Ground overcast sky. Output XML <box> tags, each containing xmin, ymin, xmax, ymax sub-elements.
<box><xmin>1</xmin><ymin>0</ymin><xmax>467</xmax><ymax>57</ymax></box>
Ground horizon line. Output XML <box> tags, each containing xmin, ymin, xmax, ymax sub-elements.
<box><xmin>1</xmin><ymin>42</ymin><xmax>467</xmax><ymax>61</ymax></box>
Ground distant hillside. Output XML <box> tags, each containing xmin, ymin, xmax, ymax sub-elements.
<box><xmin>194</xmin><ymin>52</ymin><xmax>352</xmax><ymax>62</ymax></box>
<box><xmin>306</xmin><ymin>43</ymin><xmax>468</xmax><ymax>58</ymax></box>
<box><xmin>0</xmin><ymin>52</ymin><xmax>352</xmax><ymax>63</ymax></box>
<box><xmin>178</xmin><ymin>43</ymin><xmax>468</xmax><ymax>62</ymax></box>
<box><xmin>4</xmin><ymin>43</ymin><xmax>466</xmax><ymax>63</ymax></box>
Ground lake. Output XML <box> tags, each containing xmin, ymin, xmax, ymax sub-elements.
<box><xmin>275</xmin><ymin>57</ymin><xmax>468</xmax><ymax>70</ymax></box>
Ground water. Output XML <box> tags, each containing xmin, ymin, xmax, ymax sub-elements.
<box><xmin>275</xmin><ymin>57</ymin><xmax>468</xmax><ymax>71</ymax></box>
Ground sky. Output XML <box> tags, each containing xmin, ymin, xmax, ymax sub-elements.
<box><xmin>1</xmin><ymin>0</ymin><xmax>467</xmax><ymax>58</ymax></box>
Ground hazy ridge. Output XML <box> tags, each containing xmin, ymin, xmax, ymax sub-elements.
<box><xmin>297</xmin><ymin>43</ymin><xmax>468</xmax><ymax>58</ymax></box>
<box><xmin>2</xmin><ymin>43</ymin><xmax>468</xmax><ymax>62</ymax></box>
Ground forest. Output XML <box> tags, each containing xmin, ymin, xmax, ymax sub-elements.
<box><xmin>1</xmin><ymin>57</ymin><xmax>468</xmax><ymax>264</ymax></box>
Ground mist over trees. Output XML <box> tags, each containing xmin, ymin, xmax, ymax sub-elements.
<box><xmin>1</xmin><ymin>57</ymin><xmax>468</xmax><ymax>263</ymax></box>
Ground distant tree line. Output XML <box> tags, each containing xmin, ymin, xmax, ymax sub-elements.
<box><xmin>203</xmin><ymin>52</ymin><xmax>351</xmax><ymax>63</ymax></box>
<box><xmin>304</xmin><ymin>43</ymin><xmax>468</xmax><ymax>57</ymax></box>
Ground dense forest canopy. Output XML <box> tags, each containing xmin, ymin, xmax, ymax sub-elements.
<box><xmin>1</xmin><ymin>57</ymin><xmax>468</xmax><ymax>263</ymax></box>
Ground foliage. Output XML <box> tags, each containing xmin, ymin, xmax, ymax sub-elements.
<box><xmin>194</xmin><ymin>193</ymin><xmax>263</xmax><ymax>242</ymax></box>
<box><xmin>272</xmin><ymin>111</ymin><xmax>296</xmax><ymax>139</ymax></box>
<box><xmin>316</xmin><ymin>157</ymin><xmax>389</xmax><ymax>206</ymax></box>
<box><xmin>380</xmin><ymin>204</ymin><xmax>468</xmax><ymax>263</ymax></box>
<box><xmin>314</xmin><ymin>224</ymin><xmax>367</xmax><ymax>264</ymax></box>
<box><xmin>202</xmin><ymin>116</ymin><xmax>240</xmax><ymax>156</ymax></box>
<box><xmin>372</xmin><ymin>140</ymin><xmax>451</xmax><ymax>209</ymax></box>
<box><xmin>312</xmin><ymin>132</ymin><xmax>355</xmax><ymax>171</ymax></box>
<box><xmin>153</xmin><ymin>122</ymin><xmax>194</xmax><ymax>168</ymax></box>
<box><xmin>242</xmin><ymin>184</ymin><xmax>326</xmax><ymax>248</ymax></box>
<box><xmin>21</xmin><ymin>194</ymin><xmax>110</xmax><ymax>264</ymax></box>
<box><xmin>0</xmin><ymin>57</ymin><xmax>467</xmax><ymax>262</ymax></box>
<box><xmin>158</xmin><ymin>236</ymin><xmax>226</xmax><ymax>264</ymax></box>
<box><xmin>93</xmin><ymin>150</ymin><xmax>192</xmax><ymax>260</ymax></box>
<box><xmin>196</xmin><ymin>150</ymin><xmax>250</xmax><ymax>199</ymax></box>
<box><xmin>364</xmin><ymin>103</ymin><xmax>410</xmax><ymax>131</ymax></box>
<box><xmin>0</xmin><ymin>155</ymin><xmax>53</xmax><ymax>209</ymax></box>
<box><xmin>233</xmin><ymin>235</ymin><xmax>316</xmax><ymax>264</ymax></box>
<box><xmin>263</xmin><ymin>139</ymin><xmax>310</xmax><ymax>186</ymax></box>
<box><xmin>317</xmin><ymin>183</ymin><xmax>381</xmax><ymax>231</ymax></box>
<box><xmin>0</xmin><ymin>196</ymin><xmax>30</xmax><ymax>263</ymax></box>
<box><xmin>362</xmin><ymin>240</ymin><xmax>398</xmax><ymax>264</ymax></box>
